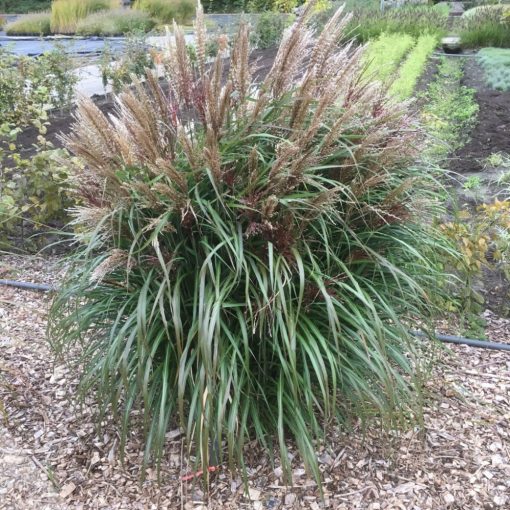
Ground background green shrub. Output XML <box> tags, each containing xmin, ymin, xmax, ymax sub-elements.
<box><xmin>248</xmin><ymin>0</ymin><xmax>296</xmax><ymax>11</ymax></box>
<box><xmin>251</xmin><ymin>11</ymin><xmax>289</xmax><ymax>48</ymax></box>
<box><xmin>5</xmin><ymin>11</ymin><xmax>51</xmax><ymax>35</ymax></box>
<box><xmin>0</xmin><ymin>0</ymin><xmax>50</xmax><ymax>13</ymax></box>
<box><xmin>133</xmin><ymin>0</ymin><xmax>195</xmax><ymax>24</ymax></box>
<box><xmin>203</xmin><ymin>0</ymin><xmax>249</xmax><ymax>12</ymax></box>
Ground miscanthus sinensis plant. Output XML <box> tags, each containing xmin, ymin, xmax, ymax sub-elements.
<box><xmin>49</xmin><ymin>1</ymin><xmax>451</xmax><ymax>482</ymax></box>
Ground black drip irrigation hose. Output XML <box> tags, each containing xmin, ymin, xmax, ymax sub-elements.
<box><xmin>0</xmin><ymin>279</ymin><xmax>54</xmax><ymax>292</ymax></box>
<box><xmin>0</xmin><ymin>279</ymin><xmax>508</xmax><ymax>351</ymax></box>
<box><xmin>410</xmin><ymin>331</ymin><xmax>510</xmax><ymax>352</ymax></box>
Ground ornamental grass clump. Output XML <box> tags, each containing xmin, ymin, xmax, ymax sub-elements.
<box><xmin>50</xmin><ymin>0</ymin><xmax>119</xmax><ymax>34</ymax></box>
<box><xmin>50</xmin><ymin>1</ymin><xmax>451</xmax><ymax>481</ymax></box>
<box><xmin>459</xmin><ymin>6</ymin><xmax>510</xmax><ymax>48</ymax></box>
<box><xmin>5</xmin><ymin>11</ymin><xmax>52</xmax><ymax>36</ymax></box>
<box><xmin>75</xmin><ymin>8</ymin><xmax>156</xmax><ymax>36</ymax></box>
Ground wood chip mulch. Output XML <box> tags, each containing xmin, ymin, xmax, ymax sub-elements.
<box><xmin>0</xmin><ymin>254</ymin><xmax>509</xmax><ymax>510</ymax></box>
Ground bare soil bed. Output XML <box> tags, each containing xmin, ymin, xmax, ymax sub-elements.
<box><xmin>450</xmin><ymin>57</ymin><xmax>510</xmax><ymax>175</ymax></box>
<box><xmin>0</xmin><ymin>255</ymin><xmax>509</xmax><ymax>509</ymax></box>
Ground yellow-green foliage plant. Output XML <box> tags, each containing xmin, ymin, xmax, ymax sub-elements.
<box><xmin>133</xmin><ymin>0</ymin><xmax>195</xmax><ymax>24</ymax></box>
<box><xmin>440</xmin><ymin>199</ymin><xmax>510</xmax><ymax>328</ymax></box>
<box><xmin>390</xmin><ymin>34</ymin><xmax>438</xmax><ymax>100</ymax></box>
<box><xmin>50</xmin><ymin>0</ymin><xmax>119</xmax><ymax>34</ymax></box>
<box><xmin>362</xmin><ymin>33</ymin><xmax>415</xmax><ymax>85</ymax></box>
<box><xmin>5</xmin><ymin>11</ymin><xmax>52</xmax><ymax>35</ymax></box>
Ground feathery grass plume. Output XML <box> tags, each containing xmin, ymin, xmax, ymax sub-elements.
<box><xmin>50</xmin><ymin>0</ymin><xmax>454</xmax><ymax>485</ymax></box>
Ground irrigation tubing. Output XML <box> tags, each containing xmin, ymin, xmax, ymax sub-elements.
<box><xmin>410</xmin><ymin>331</ymin><xmax>510</xmax><ymax>352</ymax></box>
<box><xmin>0</xmin><ymin>279</ymin><xmax>508</xmax><ymax>351</ymax></box>
<box><xmin>0</xmin><ymin>279</ymin><xmax>54</xmax><ymax>292</ymax></box>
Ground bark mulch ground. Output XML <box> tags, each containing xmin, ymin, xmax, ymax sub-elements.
<box><xmin>0</xmin><ymin>254</ymin><xmax>509</xmax><ymax>509</ymax></box>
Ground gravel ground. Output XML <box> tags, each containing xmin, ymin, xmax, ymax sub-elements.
<box><xmin>0</xmin><ymin>254</ymin><xmax>509</xmax><ymax>509</ymax></box>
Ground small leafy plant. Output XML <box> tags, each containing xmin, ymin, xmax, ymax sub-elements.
<box><xmin>486</xmin><ymin>152</ymin><xmax>510</xmax><ymax>169</ymax></box>
<box><xmin>0</xmin><ymin>46</ymin><xmax>76</xmax><ymax>247</ymax></box>
<box><xmin>441</xmin><ymin>199</ymin><xmax>510</xmax><ymax>330</ymax></box>
<box><xmin>463</xmin><ymin>175</ymin><xmax>482</xmax><ymax>190</ymax></box>
<box><xmin>100</xmin><ymin>33</ymin><xmax>154</xmax><ymax>94</ymax></box>
<box><xmin>0</xmin><ymin>45</ymin><xmax>76</xmax><ymax>129</ymax></box>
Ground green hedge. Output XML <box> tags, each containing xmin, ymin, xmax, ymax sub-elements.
<box><xmin>0</xmin><ymin>0</ymin><xmax>50</xmax><ymax>14</ymax></box>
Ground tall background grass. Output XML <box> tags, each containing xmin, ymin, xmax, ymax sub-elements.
<box><xmin>344</xmin><ymin>4</ymin><xmax>449</xmax><ymax>42</ymax></box>
<box><xmin>75</xmin><ymin>8</ymin><xmax>155</xmax><ymax>36</ymax></box>
<box><xmin>5</xmin><ymin>11</ymin><xmax>51</xmax><ymax>35</ymax></box>
<box><xmin>50</xmin><ymin>0</ymin><xmax>119</xmax><ymax>34</ymax></box>
<box><xmin>459</xmin><ymin>6</ymin><xmax>510</xmax><ymax>48</ymax></box>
